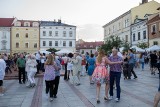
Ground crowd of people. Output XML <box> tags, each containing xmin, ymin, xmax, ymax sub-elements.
<box><xmin>0</xmin><ymin>48</ymin><xmax>160</xmax><ymax>104</ymax></box>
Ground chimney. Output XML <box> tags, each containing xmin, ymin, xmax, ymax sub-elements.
<box><xmin>142</xmin><ymin>0</ymin><xmax>148</xmax><ymax>4</ymax></box>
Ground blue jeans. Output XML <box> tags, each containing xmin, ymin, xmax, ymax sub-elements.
<box><xmin>109</xmin><ymin>71</ymin><xmax>121</xmax><ymax>99</ymax></box>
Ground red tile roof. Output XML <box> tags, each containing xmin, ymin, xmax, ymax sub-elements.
<box><xmin>147</xmin><ymin>14</ymin><xmax>160</xmax><ymax>24</ymax></box>
<box><xmin>0</xmin><ymin>18</ymin><xmax>15</xmax><ymax>27</ymax></box>
<box><xmin>76</xmin><ymin>41</ymin><xmax>104</xmax><ymax>50</ymax></box>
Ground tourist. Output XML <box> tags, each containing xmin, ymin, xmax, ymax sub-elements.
<box><xmin>44</xmin><ymin>54</ymin><xmax>59</xmax><ymax>101</ymax></box>
<box><xmin>109</xmin><ymin>49</ymin><xmax>123</xmax><ymax>102</ymax></box>
<box><xmin>62</xmin><ymin>54</ymin><xmax>68</xmax><ymax>80</ymax></box>
<box><xmin>72</xmin><ymin>52</ymin><xmax>82</xmax><ymax>86</ymax></box>
<box><xmin>53</xmin><ymin>55</ymin><xmax>61</xmax><ymax>98</ymax></box>
<box><xmin>16</xmin><ymin>54</ymin><xmax>26</xmax><ymax>84</ymax></box>
<box><xmin>67</xmin><ymin>53</ymin><xmax>74</xmax><ymax>80</ymax></box>
<box><xmin>25</xmin><ymin>54</ymin><xmax>31</xmax><ymax>86</ymax></box>
<box><xmin>92</xmin><ymin>49</ymin><xmax>122</xmax><ymax>103</ymax></box>
<box><xmin>127</xmin><ymin>49</ymin><xmax>138</xmax><ymax>79</ymax></box>
<box><xmin>35</xmin><ymin>52</ymin><xmax>41</xmax><ymax>74</ymax></box>
<box><xmin>81</xmin><ymin>54</ymin><xmax>86</xmax><ymax>76</ymax></box>
<box><xmin>150</xmin><ymin>51</ymin><xmax>158</xmax><ymax>75</ymax></box>
<box><xmin>27</xmin><ymin>55</ymin><xmax>37</xmax><ymax>87</ymax></box>
<box><xmin>122</xmin><ymin>52</ymin><xmax>128</xmax><ymax>80</ymax></box>
<box><xmin>85</xmin><ymin>52</ymin><xmax>90</xmax><ymax>72</ymax></box>
<box><xmin>40</xmin><ymin>53</ymin><xmax>46</xmax><ymax>72</ymax></box>
<box><xmin>139</xmin><ymin>53</ymin><xmax>145</xmax><ymax>71</ymax></box>
<box><xmin>87</xmin><ymin>54</ymin><xmax>95</xmax><ymax>84</ymax></box>
<box><xmin>0</xmin><ymin>55</ymin><xmax>6</xmax><ymax>96</ymax></box>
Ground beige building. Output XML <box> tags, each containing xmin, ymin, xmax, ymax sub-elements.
<box><xmin>11</xmin><ymin>20</ymin><xmax>39</xmax><ymax>54</ymax></box>
<box><xmin>103</xmin><ymin>0</ymin><xmax>160</xmax><ymax>44</ymax></box>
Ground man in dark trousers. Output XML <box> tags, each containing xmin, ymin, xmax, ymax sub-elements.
<box><xmin>63</xmin><ymin>54</ymin><xmax>68</xmax><ymax>80</ymax></box>
<box><xmin>16</xmin><ymin>53</ymin><xmax>26</xmax><ymax>84</ymax></box>
<box><xmin>150</xmin><ymin>51</ymin><xmax>158</xmax><ymax>75</ymax></box>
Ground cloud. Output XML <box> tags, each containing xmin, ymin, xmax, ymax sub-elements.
<box><xmin>77</xmin><ymin>24</ymin><xmax>103</xmax><ymax>42</ymax></box>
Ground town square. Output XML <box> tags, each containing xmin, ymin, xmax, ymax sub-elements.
<box><xmin>0</xmin><ymin>0</ymin><xmax>160</xmax><ymax>107</ymax></box>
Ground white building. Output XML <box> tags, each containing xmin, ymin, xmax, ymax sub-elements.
<box><xmin>0</xmin><ymin>18</ymin><xmax>16</xmax><ymax>53</ymax></box>
<box><xmin>40</xmin><ymin>20</ymin><xmax>76</xmax><ymax>52</ymax></box>
<box><xmin>131</xmin><ymin>17</ymin><xmax>148</xmax><ymax>46</ymax></box>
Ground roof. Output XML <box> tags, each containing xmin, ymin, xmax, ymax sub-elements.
<box><xmin>0</xmin><ymin>18</ymin><xmax>15</xmax><ymax>27</ymax></box>
<box><xmin>147</xmin><ymin>14</ymin><xmax>160</xmax><ymax>24</ymax></box>
<box><xmin>40</xmin><ymin>21</ymin><xmax>76</xmax><ymax>27</ymax></box>
<box><xmin>17</xmin><ymin>20</ymin><xmax>39</xmax><ymax>27</ymax></box>
<box><xmin>103</xmin><ymin>10</ymin><xmax>131</xmax><ymax>28</ymax></box>
<box><xmin>76</xmin><ymin>41</ymin><xmax>104</xmax><ymax>50</ymax></box>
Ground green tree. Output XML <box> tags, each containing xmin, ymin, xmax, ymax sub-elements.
<box><xmin>101</xmin><ymin>35</ymin><xmax>123</xmax><ymax>54</ymax></box>
<box><xmin>46</xmin><ymin>48</ymin><xmax>59</xmax><ymax>52</ymax></box>
<box><xmin>122</xmin><ymin>41</ymin><xmax>131</xmax><ymax>52</ymax></box>
<box><xmin>137</xmin><ymin>42</ymin><xmax>148</xmax><ymax>49</ymax></box>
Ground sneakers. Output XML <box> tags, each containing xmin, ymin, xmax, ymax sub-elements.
<box><xmin>50</xmin><ymin>98</ymin><xmax>53</xmax><ymax>102</ymax></box>
<box><xmin>0</xmin><ymin>94</ymin><xmax>4</xmax><ymax>97</ymax></box>
<box><xmin>109</xmin><ymin>96</ymin><xmax>113</xmax><ymax>100</ymax></box>
<box><xmin>115</xmin><ymin>98</ymin><xmax>120</xmax><ymax>102</ymax></box>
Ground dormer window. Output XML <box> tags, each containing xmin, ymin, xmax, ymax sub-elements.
<box><xmin>24</xmin><ymin>22</ymin><xmax>30</xmax><ymax>27</ymax></box>
<box><xmin>32</xmin><ymin>22</ymin><xmax>39</xmax><ymax>27</ymax></box>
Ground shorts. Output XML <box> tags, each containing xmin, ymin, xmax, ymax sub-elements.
<box><xmin>0</xmin><ymin>80</ymin><xmax>3</xmax><ymax>86</ymax></box>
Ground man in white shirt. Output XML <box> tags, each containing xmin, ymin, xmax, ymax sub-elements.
<box><xmin>35</xmin><ymin>52</ymin><xmax>40</xmax><ymax>74</ymax></box>
<box><xmin>0</xmin><ymin>55</ymin><xmax>6</xmax><ymax>96</ymax></box>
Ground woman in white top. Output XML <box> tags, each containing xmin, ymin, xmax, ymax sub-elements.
<box><xmin>25</xmin><ymin>54</ymin><xmax>31</xmax><ymax>86</ymax></box>
<box><xmin>67</xmin><ymin>53</ymin><xmax>73</xmax><ymax>80</ymax></box>
<box><xmin>40</xmin><ymin>53</ymin><xmax>46</xmax><ymax>72</ymax></box>
<box><xmin>0</xmin><ymin>55</ymin><xmax>6</xmax><ymax>96</ymax></box>
<box><xmin>27</xmin><ymin>55</ymin><xmax>37</xmax><ymax>87</ymax></box>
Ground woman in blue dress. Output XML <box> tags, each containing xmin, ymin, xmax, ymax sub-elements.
<box><xmin>87</xmin><ymin>54</ymin><xmax>95</xmax><ymax>84</ymax></box>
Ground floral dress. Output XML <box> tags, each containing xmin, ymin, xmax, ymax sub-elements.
<box><xmin>92</xmin><ymin>57</ymin><xmax>109</xmax><ymax>84</ymax></box>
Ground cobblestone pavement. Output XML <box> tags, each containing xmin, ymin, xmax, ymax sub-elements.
<box><xmin>0</xmin><ymin>64</ymin><xmax>160</xmax><ymax>107</ymax></box>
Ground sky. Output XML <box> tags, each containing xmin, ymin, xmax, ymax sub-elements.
<box><xmin>0</xmin><ymin>0</ymin><xmax>159</xmax><ymax>41</ymax></box>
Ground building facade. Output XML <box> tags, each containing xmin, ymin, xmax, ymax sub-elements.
<box><xmin>11</xmin><ymin>20</ymin><xmax>39</xmax><ymax>54</ymax></box>
<box><xmin>0</xmin><ymin>18</ymin><xmax>16</xmax><ymax>53</ymax></box>
<box><xmin>131</xmin><ymin>18</ymin><xmax>148</xmax><ymax>46</ymax></box>
<box><xmin>147</xmin><ymin>13</ymin><xmax>160</xmax><ymax>46</ymax></box>
<box><xmin>40</xmin><ymin>20</ymin><xmax>76</xmax><ymax>52</ymax></box>
<box><xmin>103</xmin><ymin>0</ymin><xmax>159</xmax><ymax>45</ymax></box>
<box><xmin>76</xmin><ymin>41</ymin><xmax>104</xmax><ymax>54</ymax></box>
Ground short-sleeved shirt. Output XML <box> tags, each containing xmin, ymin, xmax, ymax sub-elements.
<box><xmin>109</xmin><ymin>56</ymin><xmax>122</xmax><ymax>72</ymax></box>
<box><xmin>16</xmin><ymin>58</ymin><xmax>25</xmax><ymax>68</ymax></box>
<box><xmin>150</xmin><ymin>53</ymin><xmax>157</xmax><ymax>63</ymax></box>
<box><xmin>128</xmin><ymin>53</ymin><xmax>134</xmax><ymax>64</ymax></box>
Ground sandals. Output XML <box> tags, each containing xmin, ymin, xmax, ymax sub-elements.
<box><xmin>104</xmin><ymin>96</ymin><xmax>109</xmax><ymax>101</ymax></box>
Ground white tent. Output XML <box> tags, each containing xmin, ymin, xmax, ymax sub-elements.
<box><xmin>36</xmin><ymin>50</ymin><xmax>51</xmax><ymax>54</ymax></box>
<box><xmin>131</xmin><ymin>46</ymin><xmax>145</xmax><ymax>52</ymax></box>
<box><xmin>119</xmin><ymin>47</ymin><xmax>124</xmax><ymax>52</ymax></box>
<box><xmin>55</xmin><ymin>49</ymin><xmax>72</xmax><ymax>55</ymax></box>
<box><xmin>147</xmin><ymin>45</ymin><xmax>160</xmax><ymax>51</ymax></box>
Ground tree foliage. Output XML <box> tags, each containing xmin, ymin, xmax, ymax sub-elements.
<box><xmin>46</xmin><ymin>48</ymin><xmax>59</xmax><ymax>52</ymax></box>
<box><xmin>137</xmin><ymin>42</ymin><xmax>148</xmax><ymax>49</ymax></box>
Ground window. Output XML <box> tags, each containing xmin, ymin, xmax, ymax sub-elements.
<box><xmin>153</xmin><ymin>41</ymin><xmax>158</xmax><ymax>45</ymax></box>
<box><xmin>25</xmin><ymin>43</ymin><xmax>29</xmax><ymax>48</ymax></box>
<box><xmin>25</xmin><ymin>33</ymin><xmax>28</xmax><ymax>38</ymax></box>
<box><xmin>143</xmin><ymin>31</ymin><xmax>146</xmax><ymax>39</ymax></box>
<box><xmin>151</xmin><ymin>24</ymin><xmax>156</xmax><ymax>34</ymax></box>
<box><xmin>2</xmin><ymin>32</ymin><xmax>6</xmax><ymax>39</ymax></box>
<box><xmin>43</xmin><ymin>41</ymin><xmax>46</xmax><ymax>46</ymax></box>
<box><xmin>49</xmin><ymin>41</ymin><xmax>52</xmax><ymax>46</ymax></box>
<box><xmin>63</xmin><ymin>31</ymin><xmax>66</xmax><ymax>37</ymax></box>
<box><xmin>125</xmin><ymin>35</ymin><xmax>128</xmax><ymax>42</ymax></box>
<box><xmin>113</xmin><ymin>26</ymin><xmax>115</xmax><ymax>32</ymax></box>
<box><xmin>55</xmin><ymin>31</ymin><xmax>58</xmax><ymax>36</ymax></box>
<box><xmin>138</xmin><ymin>32</ymin><xmax>141</xmax><ymax>40</ymax></box>
<box><xmin>69</xmin><ymin>31</ymin><xmax>72</xmax><ymax>37</ymax></box>
<box><xmin>69</xmin><ymin>41</ymin><xmax>72</xmax><ymax>47</ymax></box>
<box><xmin>34</xmin><ymin>43</ymin><xmax>37</xmax><ymax>48</ymax></box>
<box><xmin>133</xmin><ymin>33</ymin><xmax>135</xmax><ymax>41</ymax></box>
<box><xmin>108</xmin><ymin>28</ymin><xmax>111</xmax><ymax>34</ymax></box>
<box><xmin>16</xmin><ymin>43</ymin><xmax>19</xmax><ymax>48</ymax></box>
<box><xmin>43</xmin><ymin>31</ymin><xmax>46</xmax><ymax>36</ymax></box>
<box><xmin>118</xmin><ymin>22</ymin><xmax>121</xmax><ymax>30</ymax></box>
<box><xmin>16</xmin><ymin>33</ymin><xmax>19</xmax><ymax>38</ymax></box>
<box><xmin>49</xmin><ymin>31</ymin><xmax>52</xmax><ymax>36</ymax></box>
<box><xmin>55</xmin><ymin>41</ymin><xmax>58</xmax><ymax>46</ymax></box>
<box><xmin>63</xmin><ymin>41</ymin><xmax>66</xmax><ymax>46</ymax></box>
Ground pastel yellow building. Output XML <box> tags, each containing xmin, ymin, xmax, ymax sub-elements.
<box><xmin>11</xmin><ymin>20</ymin><xmax>39</xmax><ymax>54</ymax></box>
<box><xmin>103</xmin><ymin>0</ymin><xmax>160</xmax><ymax>44</ymax></box>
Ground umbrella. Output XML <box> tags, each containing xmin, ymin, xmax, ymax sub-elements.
<box><xmin>55</xmin><ymin>49</ymin><xmax>72</xmax><ymax>55</ymax></box>
<box><xmin>131</xmin><ymin>46</ymin><xmax>145</xmax><ymax>52</ymax></box>
<box><xmin>147</xmin><ymin>45</ymin><xmax>160</xmax><ymax>51</ymax></box>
